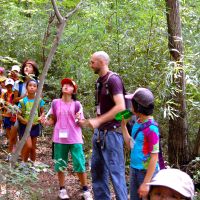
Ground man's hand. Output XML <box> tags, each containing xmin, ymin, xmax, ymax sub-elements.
<box><xmin>78</xmin><ymin>118</ymin><xmax>101</xmax><ymax>129</ymax></box>
<box><xmin>88</xmin><ymin>118</ymin><xmax>101</xmax><ymax>129</ymax></box>
<box><xmin>78</xmin><ymin>119</ymin><xmax>92</xmax><ymax>128</ymax></box>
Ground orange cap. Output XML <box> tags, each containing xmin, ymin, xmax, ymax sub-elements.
<box><xmin>61</xmin><ymin>78</ymin><xmax>78</xmax><ymax>93</ymax></box>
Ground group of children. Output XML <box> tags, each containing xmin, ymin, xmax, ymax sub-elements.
<box><xmin>0</xmin><ymin>59</ymin><xmax>195</xmax><ymax>200</ymax></box>
<box><xmin>0</xmin><ymin>62</ymin><xmax>93</xmax><ymax>200</ymax></box>
<box><xmin>0</xmin><ymin>60</ymin><xmax>41</xmax><ymax>164</ymax></box>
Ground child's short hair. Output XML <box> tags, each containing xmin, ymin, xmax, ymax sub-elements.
<box><xmin>132</xmin><ymin>98</ymin><xmax>154</xmax><ymax>115</ymax></box>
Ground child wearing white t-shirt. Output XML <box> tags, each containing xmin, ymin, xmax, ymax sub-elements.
<box><xmin>42</xmin><ymin>78</ymin><xmax>92</xmax><ymax>200</ymax></box>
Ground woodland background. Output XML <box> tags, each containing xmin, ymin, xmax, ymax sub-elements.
<box><xmin>0</xmin><ymin>0</ymin><xmax>199</xmax><ymax>199</ymax></box>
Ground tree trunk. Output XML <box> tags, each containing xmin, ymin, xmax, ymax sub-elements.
<box><xmin>165</xmin><ymin>0</ymin><xmax>189</xmax><ymax>166</ymax></box>
<box><xmin>193</xmin><ymin>126</ymin><xmax>200</xmax><ymax>157</ymax></box>
<box><xmin>10</xmin><ymin>0</ymin><xmax>82</xmax><ymax>164</ymax></box>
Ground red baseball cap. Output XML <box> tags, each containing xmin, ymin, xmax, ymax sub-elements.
<box><xmin>61</xmin><ymin>78</ymin><xmax>78</xmax><ymax>93</ymax></box>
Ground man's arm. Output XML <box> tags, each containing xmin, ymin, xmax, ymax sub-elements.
<box><xmin>79</xmin><ymin>93</ymin><xmax>125</xmax><ymax>129</ymax></box>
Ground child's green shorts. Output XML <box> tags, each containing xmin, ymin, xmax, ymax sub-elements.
<box><xmin>53</xmin><ymin>143</ymin><xmax>86</xmax><ymax>173</ymax></box>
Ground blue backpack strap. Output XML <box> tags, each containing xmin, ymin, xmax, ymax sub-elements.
<box><xmin>18</xmin><ymin>82</ymin><xmax>23</xmax><ymax>97</ymax></box>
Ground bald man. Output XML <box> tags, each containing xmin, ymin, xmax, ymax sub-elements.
<box><xmin>80</xmin><ymin>51</ymin><xmax>128</xmax><ymax>200</ymax></box>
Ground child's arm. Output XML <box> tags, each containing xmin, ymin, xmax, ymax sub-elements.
<box><xmin>40</xmin><ymin>107</ymin><xmax>44</xmax><ymax>115</ymax></box>
<box><xmin>13</xmin><ymin>90</ymin><xmax>26</xmax><ymax>104</ymax></box>
<box><xmin>40</xmin><ymin>114</ymin><xmax>55</xmax><ymax>126</ymax></box>
<box><xmin>17</xmin><ymin>100</ymin><xmax>27</xmax><ymax>124</ymax></box>
<box><xmin>138</xmin><ymin>153</ymin><xmax>158</xmax><ymax>198</ymax></box>
<box><xmin>121</xmin><ymin>117</ymin><xmax>132</xmax><ymax>149</ymax></box>
<box><xmin>17</xmin><ymin>114</ymin><xmax>28</xmax><ymax>125</ymax></box>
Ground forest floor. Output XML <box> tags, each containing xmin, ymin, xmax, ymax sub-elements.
<box><xmin>0</xmin><ymin>132</ymin><xmax>117</xmax><ymax>200</ymax></box>
<box><xmin>1</xmin><ymin>132</ymin><xmax>199</xmax><ymax>200</ymax></box>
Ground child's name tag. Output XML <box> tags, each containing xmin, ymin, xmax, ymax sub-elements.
<box><xmin>59</xmin><ymin>130</ymin><xmax>68</xmax><ymax>138</ymax></box>
<box><xmin>96</xmin><ymin>105</ymin><xmax>101</xmax><ymax>115</ymax></box>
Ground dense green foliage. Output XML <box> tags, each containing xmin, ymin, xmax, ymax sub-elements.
<box><xmin>0</xmin><ymin>0</ymin><xmax>199</xmax><ymax>152</ymax></box>
<box><xmin>0</xmin><ymin>0</ymin><xmax>200</xmax><ymax>198</ymax></box>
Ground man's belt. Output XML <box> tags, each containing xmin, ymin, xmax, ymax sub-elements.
<box><xmin>98</xmin><ymin>126</ymin><xmax>122</xmax><ymax>133</ymax></box>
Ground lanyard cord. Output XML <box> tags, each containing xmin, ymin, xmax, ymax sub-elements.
<box><xmin>59</xmin><ymin>99</ymin><xmax>72</xmax><ymax>129</ymax></box>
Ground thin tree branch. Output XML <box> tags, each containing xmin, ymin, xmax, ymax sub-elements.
<box><xmin>51</xmin><ymin>0</ymin><xmax>63</xmax><ymax>23</ymax></box>
<box><xmin>10</xmin><ymin>21</ymin><xmax>67</xmax><ymax>165</ymax></box>
<box><xmin>42</xmin><ymin>12</ymin><xmax>56</xmax><ymax>66</ymax></box>
<box><xmin>10</xmin><ymin>0</ymin><xmax>83</xmax><ymax>165</ymax></box>
<box><xmin>65</xmin><ymin>0</ymin><xmax>83</xmax><ymax>19</ymax></box>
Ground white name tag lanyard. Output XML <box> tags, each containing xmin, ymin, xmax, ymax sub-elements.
<box><xmin>58</xmin><ymin>100</ymin><xmax>72</xmax><ymax>139</ymax></box>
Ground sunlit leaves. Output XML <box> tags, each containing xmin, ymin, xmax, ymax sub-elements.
<box><xmin>0</xmin><ymin>0</ymin><xmax>199</xmax><ymax>140</ymax></box>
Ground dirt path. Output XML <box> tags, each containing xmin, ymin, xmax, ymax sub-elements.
<box><xmin>0</xmin><ymin>133</ymin><xmax>93</xmax><ymax>200</ymax></box>
<box><xmin>35</xmin><ymin>135</ymin><xmax>92</xmax><ymax>200</ymax></box>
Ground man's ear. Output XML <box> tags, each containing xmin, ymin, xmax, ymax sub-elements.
<box><xmin>98</xmin><ymin>58</ymin><xmax>104</xmax><ymax>66</ymax></box>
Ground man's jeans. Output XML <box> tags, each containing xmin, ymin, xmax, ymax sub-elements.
<box><xmin>91</xmin><ymin>129</ymin><xmax>128</xmax><ymax>200</ymax></box>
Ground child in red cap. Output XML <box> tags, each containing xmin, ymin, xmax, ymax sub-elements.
<box><xmin>42</xmin><ymin>78</ymin><xmax>92</xmax><ymax>200</ymax></box>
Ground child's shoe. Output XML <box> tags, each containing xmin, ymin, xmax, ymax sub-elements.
<box><xmin>5</xmin><ymin>153</ymin><xmax>11</xmax><ymax>162</ymax></box>
<box><xmin>58</xmin><ymin>188</ymin><xmax>69</xmax><ymax>200</ymax></box>
<box><xmin>83</xmin><ymin>190</ymin><xmax>93</xmax><ymax>200</ymax></box>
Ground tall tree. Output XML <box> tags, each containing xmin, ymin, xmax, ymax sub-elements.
<box><xmin>165</xmin><ymin>0</ymin><xmax>189</xmax><ymax>166</ymax></box>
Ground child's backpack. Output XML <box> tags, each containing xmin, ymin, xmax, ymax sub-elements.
<box><xmin>3</xmin><ymin>92</ymin><xmax>16</xmax><ymax>122</ymax></box>
<box><xmin>3</xmin><ymin>92</ymin><xmax>14</xmax><ymax>104</ymax></box>
<box><xmin>18</xmin><ymin>82</ymin><xmax>23</xmax><ymax>97</ymax></box>
<box><xmin>133</xmin><ymin>120</ymin><xmax>166</xmax><ymax>170</ymax></box>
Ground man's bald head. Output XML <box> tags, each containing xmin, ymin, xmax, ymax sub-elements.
<box><xmin>92</xmin><ymin>51</ymin><xmax>110</xmax><ymax>65</ymax></box>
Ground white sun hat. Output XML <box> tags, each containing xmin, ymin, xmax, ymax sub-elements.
<box><xmin>147</xmin><ymin>168</ymin><xmax>195</xmax><ymax>199</ymax></box>
<box><xmin>11</xmin><ymin>65</ymin><xmax>20</xmax><ymax>73</ymax></box>
<box><xmin>5</xmin><ymin>78</ymin><xmax>15</xmax><ymax>86</ymax></box>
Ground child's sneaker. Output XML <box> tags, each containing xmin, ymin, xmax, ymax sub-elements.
<box><xmin>5</xmin><ymin>153</ymin><xmax>11</xmax><ymax>162</ymax></box>
<box><xmin>83</xmin><ymin>190</ymin><xmax>93</xmax><ymax>200</ymax></box>
<box><xmin>58</xmin><ymin>189</ymin><xmax>69</xmax><ymax>200</ymax></box>
<box><xmin>0</xmin><ymin>128</ymin><xmax>5</xmax><ymax>136</ymax></box>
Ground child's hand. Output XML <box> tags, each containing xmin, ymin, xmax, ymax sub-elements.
<box><xmin>38</xmin><ymin>113</ymin><xmax>45</xmax><ymax>124</ymax></box>
<box><xmin>121</xmin><ymin>117</ymin><xmax>129</xmax><ymax>128</ymax></box>
<box><xmin>40</xmin><ymin>114</ymin><xmax>54</xmax><ymax>126</ymax></box>
<box><xmin>138</xmin><ymin>182</ymin><xmax>149</xmax><ymax>199</ymax></box>
<box><xmin>75</xmin><ymin>112</ymin><xmax>81</xmax><ymax>123</ymax></box>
